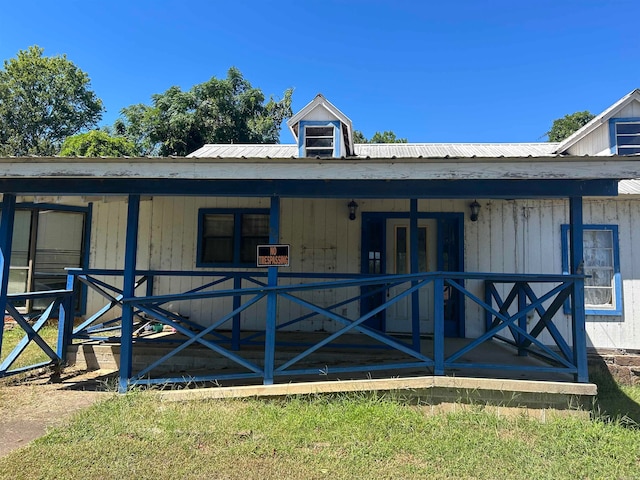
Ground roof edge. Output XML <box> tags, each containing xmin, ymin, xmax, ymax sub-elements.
<box><xmin>554</xmin><ymin>89</ymin><xmax>640</xmax><ymax>154</ymax></box>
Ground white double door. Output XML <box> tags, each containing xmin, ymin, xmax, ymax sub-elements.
<box><xmin>384</xmin><ymin>219</ymin><xmax>437</xmax><ymax>334</ymax></box>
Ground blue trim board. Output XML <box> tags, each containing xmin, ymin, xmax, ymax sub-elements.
<box><xmin>79</xmin><ymin>203</ymin><xmax>92</xmax><ymax>315</ymax></box>
<box><xmin>0</xmin><ymin>178</ymin><xmax>618</xmax><ymax>198</ymax></box>
<box><xmin>11</xmin><ymin>203</ymin><xmax>90</xmax><ymax>213</ymax></box>
<box><xmin>196</xmin><ymin>208</ymin><xmax>270</xmax><ymax>268</ymax></box>
<box><xmin>609</xmin><ymin>117</ymin><xmax>640</xmax><ymax>154</ymax></box>
<box><xmin>561</xmin><ymin>224</ymin><xmax>622</xmax><ymax>316</ymax></box>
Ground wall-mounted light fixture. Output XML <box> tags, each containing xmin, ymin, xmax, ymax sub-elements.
<box><xmin>469</xmin><ymin>200</ymin><xmax>480</xmax><ymax>222</ymax></box>
<box><xmin>348</xmin><ymin>200</ymin><xmax>359</xmax><ymax>221</ymax></box>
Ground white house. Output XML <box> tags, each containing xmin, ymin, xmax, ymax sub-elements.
<box><xmin>2</xmin><ymin>91</ymin><xmax>640</xmax><ymax>393</ymax></box>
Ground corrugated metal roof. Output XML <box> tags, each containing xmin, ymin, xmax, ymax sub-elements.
<box><xmin>188</xmin><ymin>142</ymin><xmax>560</xmax><ymax>159</ymax></box>
<box><xmin>619</xmin><ymin>179</ymin><xmax>640</xmax><ymax>195</ymax></box>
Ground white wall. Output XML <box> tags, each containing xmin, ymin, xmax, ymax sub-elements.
<box><xmin>85</xmin><ymin>196</ymin><xmax>640</xmax><ymax>351</ymax></box>
<box><xmin>568</xmin><ymin>99</ymin><xmax>640</xmax><ymax>156</ymax></box>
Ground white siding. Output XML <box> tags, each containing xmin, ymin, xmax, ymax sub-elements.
<box><xmin>568</xmin><ymin>100</ymin><xmax>640</xmax><ymax>156</ymax></box>
<box><xmin>567</xmin><ymin>122</ymin><xmax>611</xmax><ymax>156</ymax></box>
<box><xmin>84</xmin><ymin>196</ymin><xmax>640</xmax><ymax>351</ymax></box>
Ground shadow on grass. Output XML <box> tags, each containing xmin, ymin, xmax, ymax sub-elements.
<box><xmin>589</xmin><ymin>360</ymin><xmax>640</xmax><ymax>427</ymax></box>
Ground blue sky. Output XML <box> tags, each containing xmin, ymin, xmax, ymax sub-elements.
<box><xmin>1</xmin><ymin>0</ymin><xmax>638</xmax><ymax>144</ymax></box>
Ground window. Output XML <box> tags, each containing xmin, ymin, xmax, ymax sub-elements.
<box><xmin>5</xmin><ymin>205</ymin><xmax>89</xmax><ymax>313</ymax></box>
<box><xmin>304</xmin><ymin>125</ymin><xmax>335</xmax><ymax>157</ymax></box>
<box><xmin>197</xmin><ymin>209</ymin><xmax>269</xmax><ymax>266</ymax></box>
<box><xmin>609</xmin><ymin>118</ymin><xmax>640</xmax><ymax>155</ymax></box>
<box><xmin>561</xmin><ymin>224</ymin><xmax>622</xmax><ymax>315</ymax></box>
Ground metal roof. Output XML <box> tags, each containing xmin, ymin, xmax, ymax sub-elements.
<box><xmin>619</xmin><ymin>179</ymin><xmax>640</xmax><ymax>195</ymax></box>
<box><xmin>188</xmin><ymin>142</ymin><xmax>560</xmax><ymax>159</ymax></box>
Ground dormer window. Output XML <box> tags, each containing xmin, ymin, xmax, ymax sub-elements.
<box><xmin>609</xmin><ymin>118</ymin><xmax>640</xmax><ymax>155</ymax></box>
<box><xmin>615</xmin><ymin>122</ymin><xmax>640</xmax><ymax>154</ymax></box>
<box><xmin>305</xmin><ymin>125</ymin><xmax>335</xmax><ymax>157</ymax></box>
<box><xmin>287</xmin><ymin>94</ymin><xmax>354</xmax><ymax>158</ymax></box>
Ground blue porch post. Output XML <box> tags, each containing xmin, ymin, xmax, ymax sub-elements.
<box><xmin>56</xmin><ymin>272</ymin><xmax>76</xmax><ymax>363</ymax></box>
<box><xmin>263</xmin><ymin>196</ymin><xmax>280</xmax><ymax>384</ymax></box>
<box><xmin>119</xmin><ymin>194</ymin><xmax>140</xmax><ymax>393</ymax></box>
<box><xmin>0</xmin><ymin>194</ymin><xmax>16</xmax><ymax>356</ymax></box>
<box><xmin>410</xmin><ymin>199</ymin><xmax>421</xmax><ymax>352</ymax></box>
<box><xmin>569</xmin><ymin>196</ymin><xmax>588</xmax><ymax>382</ymax></box>
<box><xmin>434</xmin><ymin>276</ymin><xmax>445</xmax><ymax>375</ymax></box>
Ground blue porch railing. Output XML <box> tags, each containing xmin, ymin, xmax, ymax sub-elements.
<box><xmin>0</xmin><ymin>289</ymin><xmax>74</xmax><ymax>377</ymax></box>
<box><xmin>58</xmin><ymin>269</ymin><xmax>587</xmax><ymax>390</ymax></box>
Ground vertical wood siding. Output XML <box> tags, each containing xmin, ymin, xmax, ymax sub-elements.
<box><xmin>85</xmin><ymin>196</ymin><xmax>640</xmax><ymax>351</ymax></box>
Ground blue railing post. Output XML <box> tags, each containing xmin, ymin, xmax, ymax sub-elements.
<box><xmin>145</xmin><ymin>274</ymin><xmax>154</xmax><ymax>297</ymax></box>
<box><xmin>569</xmin><ymin>196</ymin><xmax>588</xmax><ymax>382</ymax></box>
<box><xmin>264</xmin><ymin>196</ymin><xmax>280</xmax><ymax>385</ymax></box>
<box><xmin>56</xmin><ymin>272</ymin><xmax>76</xmax><ymax>363</ymax></box>
<box><xmin>484</xmin><ymin>280</ymin><xmax>493</xmax><ymax>332</ymax></box>
<box><xmin>0</xmin><ymin>194</ymin><xmax>16</xmax><ymax>358</ymax></box>
<box><xmin>410</xmin><ymin>199</ymin><xmax>421</xmax><ymax>352</ymax></box>
<box><xmin>119</xmin><ymin>195</ymin><xmax>140</xmax><ymax>393</ymax></box>
<box><xmin>517</xmin><ymin>283</ymin><xmax>528</xmax><ymax>356</ymax></box>
<box><xmin>434</xmin><ymin>276</ymin><xmax>445</xmax><ymax>375</ymax></box>
<box><xmin>232</xmin><ymin>276</ymin><xmax>242</xmax><ymax>351</ymax></box>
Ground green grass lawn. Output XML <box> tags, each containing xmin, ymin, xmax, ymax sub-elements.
<box><xmin>2</xmin><ymin>326</ymin><xmax>640</xmax><ymax>479</ymax></box>
<box><xmin>1</xmin><ymin>387</ymin><xmax>640</xmax><ymax>480</ymax></box>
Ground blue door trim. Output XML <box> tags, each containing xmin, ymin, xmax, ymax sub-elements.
<box><xmin>360</xmin><ymin>210</ymin><xmax>464</xmax><ymax>337</ymax></box>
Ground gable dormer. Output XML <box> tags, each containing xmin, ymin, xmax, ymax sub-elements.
<box><xmin>555</xmin><ymin>89</ymin><xmax>640</xmax><ymax>156</ymax></box>
<box><xmin>287</xmin><ymin>94</ymin><xmax>355</xmax><ymax>158</ymax></box>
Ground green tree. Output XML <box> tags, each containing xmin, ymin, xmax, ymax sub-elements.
<box><xmin>548</xmin><ymin>111</ymin><xmax>595</xmax><ymax>142</ymax></box>
<box><xmin>0</xmin><ymin>46</ymin><xmax>104</xmax><ymax>156</ymax></box>
<box><xmin>117</xmin><ymin>67</ymin><xmax>293</xmax><ymax>156</ymax></box>
<box><xmin>60</xmin><ymin>130</ymin><xmax>139</xmax><ymax>157</ymax></box>
<box><xmin>353</xmin><ymin>130</ymin><xmax>407</xmax><ymax>143</ymax></box>
<box><xmin>353</xmin><ymin>130</ymin><xmax>368</xmax><ymax>143</ymax></box>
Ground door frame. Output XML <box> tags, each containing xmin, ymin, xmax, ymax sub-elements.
<box><xmin>360</xmin><ymin>209</ymin><xmax>465</xmax><ymax>337</ymax></box>
<box><xmin>6</xmin><ymin>202</ymin><xmax>92</xmax><ymax>315</ymax></box>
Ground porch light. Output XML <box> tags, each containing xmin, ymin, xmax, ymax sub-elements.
<box><xmin>469</xmin><ymin>200</ymin><xmax>480</xmax><ymax>222</ymax></box>
<box><xmin>348</xmin><ymin>200</ymin><xmax>358</xmax><ymax>221</ymax></box>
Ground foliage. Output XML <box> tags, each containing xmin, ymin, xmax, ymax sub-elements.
<box><xmin>2</xmin><ymin>389</ymin><xmax>640</xmax><ymax>479</ymax></box>
<box><xmin>353</xmin><ymin>129</ymin><xmax>407</xmax><ymax>143</ymax></box>
<box><xmin>59</xmin><ymin>130</ymin><xmax>139</xmax><ymax>157</ymax></box>
<box><xmin>116</xmin><ymin>67</ymin><xmax>293</xmax><ymax>156</ymax></box>
<box><xmin>548</xmin><ymin>110</ymin><xmax>595</xmax><ymax>142</ymax></box>
<box><xmin>0</xmin><ymin>46</ymin><xmax>104</xmax><ymax>156</ymax></box>
<box><xmin>353</xmin><ymin>130</ymin><xmax>367</xmax><ymax>143</ymax></box>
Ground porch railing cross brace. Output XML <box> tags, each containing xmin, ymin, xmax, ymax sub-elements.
<box><xmin>446</xmin><ymin>280</ymin><xmax>575</xmax><ymax>368</ymax></box>
<box><xmin>276</xmin><ymin>279</ymin><xmax>435</xmax><ymax>373</ymax></box>
<box><xmin>0</xmin><ymin>301</ymin><xmax>61</xmax><ymax>373</ymax></box>
<box><xmin>131</xmin><ymin>294</ymin><xmax>267</xmax><ymax>379</ymax></box>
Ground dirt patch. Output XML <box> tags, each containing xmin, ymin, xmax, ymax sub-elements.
<box><xmin>0</xmin><ymin>368</ymin><xmax>116</xmax><ymax>458</ymax></box>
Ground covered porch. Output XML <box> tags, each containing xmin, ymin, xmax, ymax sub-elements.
<box><xmin>0</xmin><ymin>155</ymin><xmax>627</xmax><ymax>393</ymax></box>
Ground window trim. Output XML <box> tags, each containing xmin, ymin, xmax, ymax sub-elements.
<box><xmin>2</xmin><ymin>202</ymin><xmax>91</xmax><ymax>315</ymax></box>
<box><xmin>298</xmin><ymin>120</ymin><xmax>341</xmax><ymax>158</ymax></box>
<box><xmin>561</xmin><ymin>224</ymin><xmax>622</xmax><ymax>316</ymax></box>
<box><xmin>197</xmin><ymin>208</ymin><xmax>270</xmax><ymax>267</ymax></box>
<box><xmin>609</xmin><ymin>117</ymin><xmax>640</xmax><ymax>155</ymax></box>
